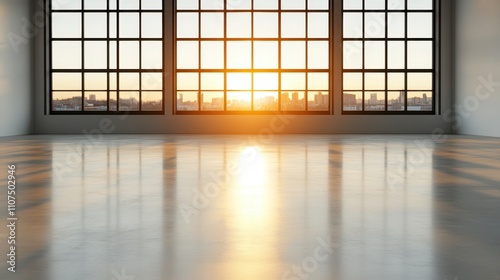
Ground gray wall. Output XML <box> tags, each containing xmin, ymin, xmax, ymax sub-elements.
<box><xmin>454</xmin><ymin>0</ymin><xmax>500</xmax><ymax>138</ymax></box>
<box><xmin>0</xmin><ymin>0</ymin><xmax>34</xmax><ymax>137</ymax></box>
<box><xmin>33</xmin><ymin>0</ymin><xmax>453</xmax><ymax>134</ymax></box>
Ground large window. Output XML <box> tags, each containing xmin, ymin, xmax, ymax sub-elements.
<box><xmin>175</xmin><ymin>0</ymin><xmax>331</xmax><ymax>114</ymax></box>
<box><xmin>48</xmin><ymin>0</ymin><xmax>164</xmax><ymax>114</ymax></box>
<box><xmin>342</xmin><ymin>0</ymin><xmax>436</xmax><ymax>114</ymax></box>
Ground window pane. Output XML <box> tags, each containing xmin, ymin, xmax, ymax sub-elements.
<box><xmin>109</xmin><ymin>13</ymin><xmax>117</xmax><ymax>38</ymax></box>
<box><xmin>201</xmin><ymin>13</ymin><xmax>224</xmax><ymax>38</ymax></box>
<box><xmin>177</xmin><ymin>0</ymin><xmax>198</xmax><ymax>10</ymax></box>
<box><xmin>343</xmin><ymin>13</ymin><xmax>362</xmax><ymax>38</ymax></box>
<box><xmin>365</xmin><ymin>41</ymin><xmax>385</xmax><ymax>69</ymax></box>
<box><xmin>228</xmin><ymin>0</ymin><xmax>251</xmax><ymax>9</ymax></box>
<box><xmin>282</xmin><ymin>13</ymin><xmax>306</xmax><ymax>38</ymax></box>
<box><xmin>388</xmin><ymin>13</ymin><xmax>405</xmax><ymax>38</ymax></box>
<box><xmin>343</xmin><ymin>92</ymin><xmax>362</xmax><ymax>111</ymax></box>
<box><xmin>52</xmin><ymin>41</ymin><xmax>82</xmax><ymax>69</ymax></box>
<box><xmin>84</xmin><ymin>73</ymin><xmax>107</xmax><ymax>90</ymax></box>
<box><xmin>365</xmin><ymin>0</ymin><xmax>385</xmax><ymax>10</ymax></box>
<box><xmin>227</xmin><ymin>13</ymin><xmax>251</xmax><ymax>38</ymax></box>
<box><xmin>119</xmin><ymin>92</ymin><xmax>140</xmax><ymax>111</ymax></box>
<box><xmin>53</xmin><ymin>73</ymin><xmax>82</xmax><ymax>90</ymax></box>
<box><xmin>120</xmin><ymin>0</ymin><xmax>140</xmax><ymax>10</ymax></box>
<box><xmin>119</xmin><ymin>41</ymin><xmax>140</xmax><ymax>69</ymax></box>
<box><xmin>142</xmin><ymin>13</ymin><xmax>163</xmax><ymax>38</ymax></box>
<box><xmin>201</xmin><ymin>41</ymin><xmax>224</xmax><ymax>69</ymax></box>
<box><xmin>343</xmin><ymin>41</ymin><xmax>362</xmax><ymax>69</ymax></box>
<box><xmin>177</xmin><ymin>41</ymin><xmax>199</xmax><ymax>69</ymax></box>
<box><xmin>308</xmin><ymin>0</ymin><xmax>328</xmax><ymax>10</ymax></box>
<box><xmin>388</xmin><ymin>91</ymin><xmax>405</xmax><ymax>111</ymax></box>
<box><xmin>119</xmin><ymin>73</ymin><xmax>140</xmax><ymax>90</ymax></box>
<box><xmin>142</xmin><ymin>0</ymin><xmax>163</xmax><ymax>10</ymax></box>
<box><xmin>201</xmin><ymin>73</ymin><xmax>224</xmax><ymax>90</ymax></box>
<box><xmin>142</xmin><ymin>41</ymin><xmax>163</xmax><ymax>69</ymax></box>
<box><xmin>254</xmin><ymin>0</ymin><xmax>278</xmax><ymax>10</ymax></box>
<box><xmin>227</xmin><ymin>41</ymin><xmax>251</xmax><ymax>69</ymax></box>
<box><xmin>120</xmin><ymin>13</ymin><xmax>139</xmax><ymax>38</ymax></box>
<box><xmin>282</xmin><ymin>73</ymin><xmax>306</xmax><ymax>90</ymax></box>
<box><xmin>308</xmin><ymin>73</ymin><xmax>329</xmax><ymax>90</ymax></box>
<box><xmin>308</xmin><ymin>13</ymin><xmax>329</xmax><ymax>38</ymax></box>
<box><xmin>365</xmin><ymin>73</ymin><xmax>385</xmax><ymax>90</ymax></box>
<box><xmin>387</xmin><ymin>41</ymin><xmax>405</xmax><ymax>69</ymax></box>
<box><xmin>281</xmin><ymin>41</ymin><xmax>306</xmax><ymax>69</ymax></box>
<box><xmin>227</xmin><ymin>92</ymin><xmax>252</xmax><ymax>111</ymax></box>
<box><xmin>84</xmin><ymin>92</ymin><xmax>107</xmax><ymax>111</ymax></box>
<box><xmin>308</xmin><ymin>91</ymin><xmax>329</xmax><ymax>111</ymax></box>
<box><xmin>177</xmin><ymin>73</ymin><xmax>199</xmax><ymax>90</ymax></box>
<box><xmin>254</xmin><ymin>41</ymin><xmax>278</xmax><ymax>69</ymax></box>
<box><xmin>85</xmin><ymin>0</ymin><xmax>106</xmax><ymax>9</ymax></box>
<box><xmin>109</xmin><ymin>91</ymin><xmax>117</xmax><ymax>111</ymax></box>
<box><xmin>177</xmin><ymin>13</ymin><xmax>199</xmax><ymax>38</ymax></box>
<box><xmin>201</xmin><ymin>0</ymin><xmax>223</xmax><ymax>10</ymax></box>
<box><xmin>343</xmin><ymin>73</ymin><xmax>362</xmax><ymax>90</ymax></box>
<box><xmin>408</xmin><ymin>92</ymin><xmax>432</xmax><ymax>111</ymax></box>
<box><xmin>408</xmin><ymin>73</ymin><xmax>432</xmax><ymax>90</ymax></box>
<box><xmin>408</xmin><ymin>41</ymin><xmax>433</xmax><ymax>69</ymax></box>
<box><xmin>227</xmin><ymin>73</ymin><xmax>251</xmax><ymax>90</ymax></box>
<box><xmin>408</xmin><ymin>13</ymin><xmax>433</xmax><ymax>38</ymax></box>
<box><xmin>254</xmin><ymin>92</ymin><xmax>278</xmax><ymax>111</ymax></box>
<box><xmin>177</xmin><ymin>92</ymin><xmax>199</xmax><ymax>111</ymax></box>
<box><xmin>84</xmin><ymin>13</ymin><xmax>107</xmax><ymax>38</ymax></box>
<box><xmin>53</xmin><ymin>92</ymin><xmax>82</xmax><ymax>111</ymax></box>
<box><xmin>308</xmin><ymin>41</ymin><xmax>329</xmax><ymax>69</ymax></box>
<box><xmin>365</xmin><ymin>13</ymin><xmax>385</xmax><ymax>38</ymax></box>
<box><xmin>281</xmin><ymin>91</ymin><xmax>305</xmax><ymax>111</ymax></box>
<box><xmin>142</xmin><ymin>92</ymin><xmax>163</xmax><ymax>111</ymax></box>
<box><xmin>142</xmin><ymin>73</ymin><xmax>163</xmax><ymax>90</ymax></box>
<box><xmin>254</xmin><ymin>73</ymin><xmax>278</xmax><ymax>90</ymax></box>
<box><xmin>52</xmin><ymin>0</ymin><xmax>81</xmax><ymax>10</ymax></box>
<box><xmin>365</xmin><ymin>92</ymin><xmax>385</xmax><ymax>111</ymax></box>
<box><xmin>344</xmin><ymin>0</ymin><xmax>362</xmax><ymax>10</ymax></box>
<box><xmin>254</xmin><ymin>13</ymin><xmax>278</xmax><ymax>38</ymax></box>
<box><xmin>52</xmin><ymin>13</ymin><xmax>81</xmax><ymax>38</ymax></box>
<box><xmin>84</xmin><ymin>41</ymin><xmax>107</xmax><ymax>69</ymax></box>
<box><xmin>388</xmin><ymin>73</ymin><xmax>405</xmax><ymax>91</ymax></box>
<box><xmin>388</xmin><ymin>0</ymin><xmax>405</xmax><ymax>10</ymax></box>
<box><xmin>110</xmin><ymin>73</ymin><xmax>117</xmax><ymax>90</ymax></box>
<box><xmin>282</xmin><ymin>0</ymin><xmax>306</xmax><ymax>10</ymax></box>
<box><xmin>201</xmin><ymin>92</ymin><xmax>224</xmax><ymax>111</ymax></box>
<box><xmin>408</xmin><ymin>0</ymin><xmax>433</xmax><ymax>10</ymax></box>
<box><xmin>110</xmin><ymin>41</ymin><xmax>117</xmax><ymax>69</ymax></box>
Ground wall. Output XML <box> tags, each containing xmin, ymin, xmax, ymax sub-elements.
<box><xmin>33</xmin><ymin>0</ymin><xmax>453</xmax><ymax>134</ymax></box>
<box><xmin>0</xmin><ymin>0</ymin><xmax>34</xmax><ymax>137</ymax></box>
<box><xmin>454</xmin><ymin>0</ymin><xmax>500</xmax><ymax>138</ymax></box>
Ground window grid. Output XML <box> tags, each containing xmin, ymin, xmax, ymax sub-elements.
<box><xmin>175</xmin><ymin>0</ymin><xmax>331</xmax><ymax>114</ymax></box>
<box><xmin>48</xmin><ymin>0</ymin><xmax>164</xmax><ymax>115</ymax></box>
<box><xmin>342</xmin><ymin>0</ymin><xmax>436</xmax><ymax>114</ymax></box>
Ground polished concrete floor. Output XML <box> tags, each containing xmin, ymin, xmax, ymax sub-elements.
<box><xmin>0</xmin><ymin>134</ymin><xmax>499</xmax><ymax>280</ymax></box>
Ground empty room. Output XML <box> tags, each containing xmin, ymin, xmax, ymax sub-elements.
<box><xmin>1</xmin><ymin>0</ymin><xmax>499</xmax><ymax>279</ymax></box>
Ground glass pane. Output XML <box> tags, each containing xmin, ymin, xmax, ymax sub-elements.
<box><xmin>254</xmin><ymin>13</ymin><xmax>278</xmax><ymax>38</ymax></box>
<box><xmin>52</xmin><ymin>41</ymin><xmax>82</xmax><ymax>69</ymax></box>
<box><xmin>365</xmin><ymin>92</ymin><xmax>385</xmax><ymax>111</ymax></box>
<box><xmin>110</xmin><ymin>41</ymin><xmax>117</xmax><ymax>69</ymax></box>
<box><xmin>85</xmin><ymin>0</ymin><xmax>107</xmax><ymax>9</ymax></box>
<box><xmin>227</xmin><ymin>13</ymin><xmax>251</xmax><ymax>38</ymax></box>
<box><xmin>52</xmin><ymin>13</ymin><xmax>82</xmax><ymax>38</ymax></box>
<box><xmin>343</xmin><ymin>41</ymin><xmax>362</xmax><ymax>69</ymax></box>
<box><xmin>177</xmin><ymin>0</ymin><xmax>198</xmax><ymax>10</ymax></box>
<box><xmin>119</xmin><ymin>92</ymin><xmax>140</xmax><ymax>111</ymax></box>
<box><xmin>201</xmin><ymin>13</ymin><xmax>224</xmax><ymax>38</ymax></box>
<box><xmin>84</xmin><ymin>13</ymin><xmax>107</xmax><ymax>38</ymax></box>
<box><xmin>177</xmin><ymin>73</ymin><xmax>199</xmax><ymax>90</ymax></box>
<box><xmin>308</xmin><ymin>73</ymin><xmax>329</xmax><ymax>90</ymax></box>
<box><xmin>53</xmin><ymin>73</ymin><xmax>82</xmax><ymax>90</ymax></box>
<box><xmin>52</xmin><ymin>92</ymin><xmax>82</xmax><ymax>111</ymax></box>
<box><xmin>120</xmin><ymin>13</ymin><xmax>139</xmax><ymax>38</ymax></box>
<box><xmin>408</xmin><ymin>13</ymin><xmax>433</xmax><ymax>38</ymax></box>
<box><xmin>308</xmin><ymin>91</ymin><xmax>329</xmax><ymax>111</ymax></box>
<box><xmin>52</xmin><ymin>0</ymin><xmax>81</xmax><ymax>10</ymax></box>
<box><xmin>343</xmin><ymin>92</ymin><xmax>362</xmax><ymax>111</ymax></box>
<box><xmin>388</xmin><ymin>0</ymin><xmax>405</xmax><ymax>10</ymax></box>
<box><xmin>201</xmin><ymin>41</ymin><xmax>224</xmax><ymax>69</ymax></box>
<box><xmin>201</xmin><ymin>73</ymin><xmax>224</xmax><ymax>90</ymax></box>
<box><xmin>343</xmin><ymin>13</ymin><xmax>362</xmax><ymax>38</ymax></box>
<box><xmin>109</xmin><ymin>13</ymin><xmax>117</xmax><ymax>38</ymax></box>
<box><xmin>281</xmin><ymin>41</ymin><xmax>306</xmax><ymax>69</ymax></box>
<box><xmin>408</xmin><ymin>0</ymin><xmax>433</xmax><ymax>10</ymax></box>
<box><xmin>281</xmin><ymin>91</ymin><xmax>305</xmax><ymax>111</ymax></box>
<box><xmin>201</xmin><ymin>0</ymin><xmax>224</xmax><ymax>10</ymax></box>
<box><xmin>408</xmin><ymin>41</ymin><xmax>433</xmax><ymax>69</ymax></box>
<box><xmin>388</xmin><ymin>13</ymin><xmax>405</xmax><ymax>38</ymax></box>
<box><xmin>344</xmin><ymin>0</ymin><xmax>362</xmax><ymax>10</ymax></box>
<box><xmin>308</xmin><ymin>41</ymin><xmax>329</xmax><ymax>69</ymax></box>
<box><xmin>408</xmin><ymin>73</ymin><xmax>432</xmax><ymax>90</ymax></box>
<box><xmin>142</xmin><ymin>41</ymin><xmax>163</xmax><ymax>69</ymax></box>
<box><xmin>142</xmin><ymin>92</ymin><xmax>163</xmax><ymax>111</ymax></box>
<box><xmin>365</xmin><ymin>13</ymin><xmax>385</xmax><ymax>38</ymax></box>
<box><xmin>177</xmin><ymin>92</ymin><xmax>199</xmax><ymax>111</ymax></box>
<box><xmin>282</xmin><ymin>13</ymin><xmax>306</xmax><ymax>38</ymax></box>
<box><xmin>110</xmin><ymin>73</ymin><xmax>117</xmax><ymax>90</ymax></box>
<box><xmin>308</xmin><ymin>0</ymin><xmax>328</xmax><ymax>10</ymax></box>
<box><xmin>365</xmin><ymin>73</ymin><xmax>385</xmax><ymax>90</ymax></box>
<box><xmin>228</xmin><ymin>0</ymin><xmax>251</xmax><ymax>9</ymax></box>
<box><xmin>365</xmin><ymin>41</ymin><xmax>385</xmax><ymax>69</ymax></box>
<box><xmin>254</xmin><ymin>41</ymin><xmax>278</xmax><ymax>69</ymax></box>
<box><xmin>142</xmin><ymin>0</ymin><xmax>163</xmax><ymax>10</ymax></box>
<box><xmin>343</xmin><ymin>73</ymin><xmax>362</xmax><ymax>90</ymax></box>
<box><xmin>254</xmin><ymin>73</ymin><xmax>278</xmax><ymax>90</ymax></box>
<box><xmin>142</xmin><ymin>73</ymin><xmax>163</xmax><ymax>90</ymax></box>
<box><xmin>227</xmin><ymin>73</ymin><xmax>251</xmax><ymax>90</ymax></box>
<box><xmin>227</xmin><ymin>92</ymin><xmax>252</xmax><ymax>111</ymax></box>
<box><xmin>388</xmin><ymin>91</ymin><xmax>405</xmax><ymax>111</ymax></box>
<box><xmin>365</xmin><ymin>0</ymin><xmax>385</xmax><ymax>10</ymax></box>
<box><xmin>388</xmin><ymin>73</ymin><xmax>405</xmax><ymax>90</ymax></box>
<box><xmin>227</xmin><ymin>41</ymin><xmax>251</xmax><ymax>69</ymax></box>
<box><xmin>120</xmin><ymin>0</ymin><xmax>139</xmax><ymax>10</ymax></box>
<box><xmin>387</xmin><ymin>41</ymin><xmax>405</xmax><ymax>69</ymax></box>
<box><xmin>84</xmin><ymin>73</ymin><xmax>107</xmax><ymax>90</ymax></box>
<box><xmin>408</xmin><ymin>92</ymin><xmax>432</xmax><ymax>111</ymax></box>
<box><xmin>119</xmin><ymin>41</ymin><xmax>140</xmax><ymax>69</ymax></box>
<box><xmin>119</xmin><ymin>73</ymin><xmax>140</xmax><ymax>90</ymax></box>
<box><xmin>281</xmin><ymin>73</ymin><xmax>306</xmax><ymax>90</ymax></box>
<box><xmin>142</xmin><ymin>13</ymin><xmax>163</xmax><ymax>38</ymax></box>
<box><xmin>282</xmin><ymin>0</ymin><xmax>306</xmax><ymax>9</ymax></box>
<box><xmin>177</xmin><ymin>13</ymin><xmax>199</xmax><ymax>38</ymax></box>
<box><xmin>201</xmin><ymin>92</ymin><xmax>224</xmax><ymax>111</ymax></box>
<box><xmin>84</xmin><ymin>92</ymin><xmax>107</xmax><ymax>111</ymax></box>
<box><xmin>254</xmin><ymin>0</ymin><xmax>278</xmax><ymax>10</ymax></box>
<box><xmin>308</xmin><ymin>13</ymin><xmax>329</xmax><ymax>38</ymax></box>
<box><xmin>254</xmin><ymin>92</ymin><xmax>278</xmax><ymax>111</ymax></box>
<box><xmin>84</xmin><ymin>41</ymin><xmax>107</xmax><ymax>69</ymax></box>
<box><xmin>109</xmin><ymin>91</ymin><xmax>117</xmax><ymax>111</ymax></box>
<box><xmin>177</xmin><ymin>41</ymin><xmax>198</xmax><ymax>69</ymax></box>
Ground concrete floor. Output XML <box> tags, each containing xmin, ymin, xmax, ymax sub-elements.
<box><xmin>0</xmin><ymin>134</ymin><xmax>499</xmax><ymax>280</ymax></box>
